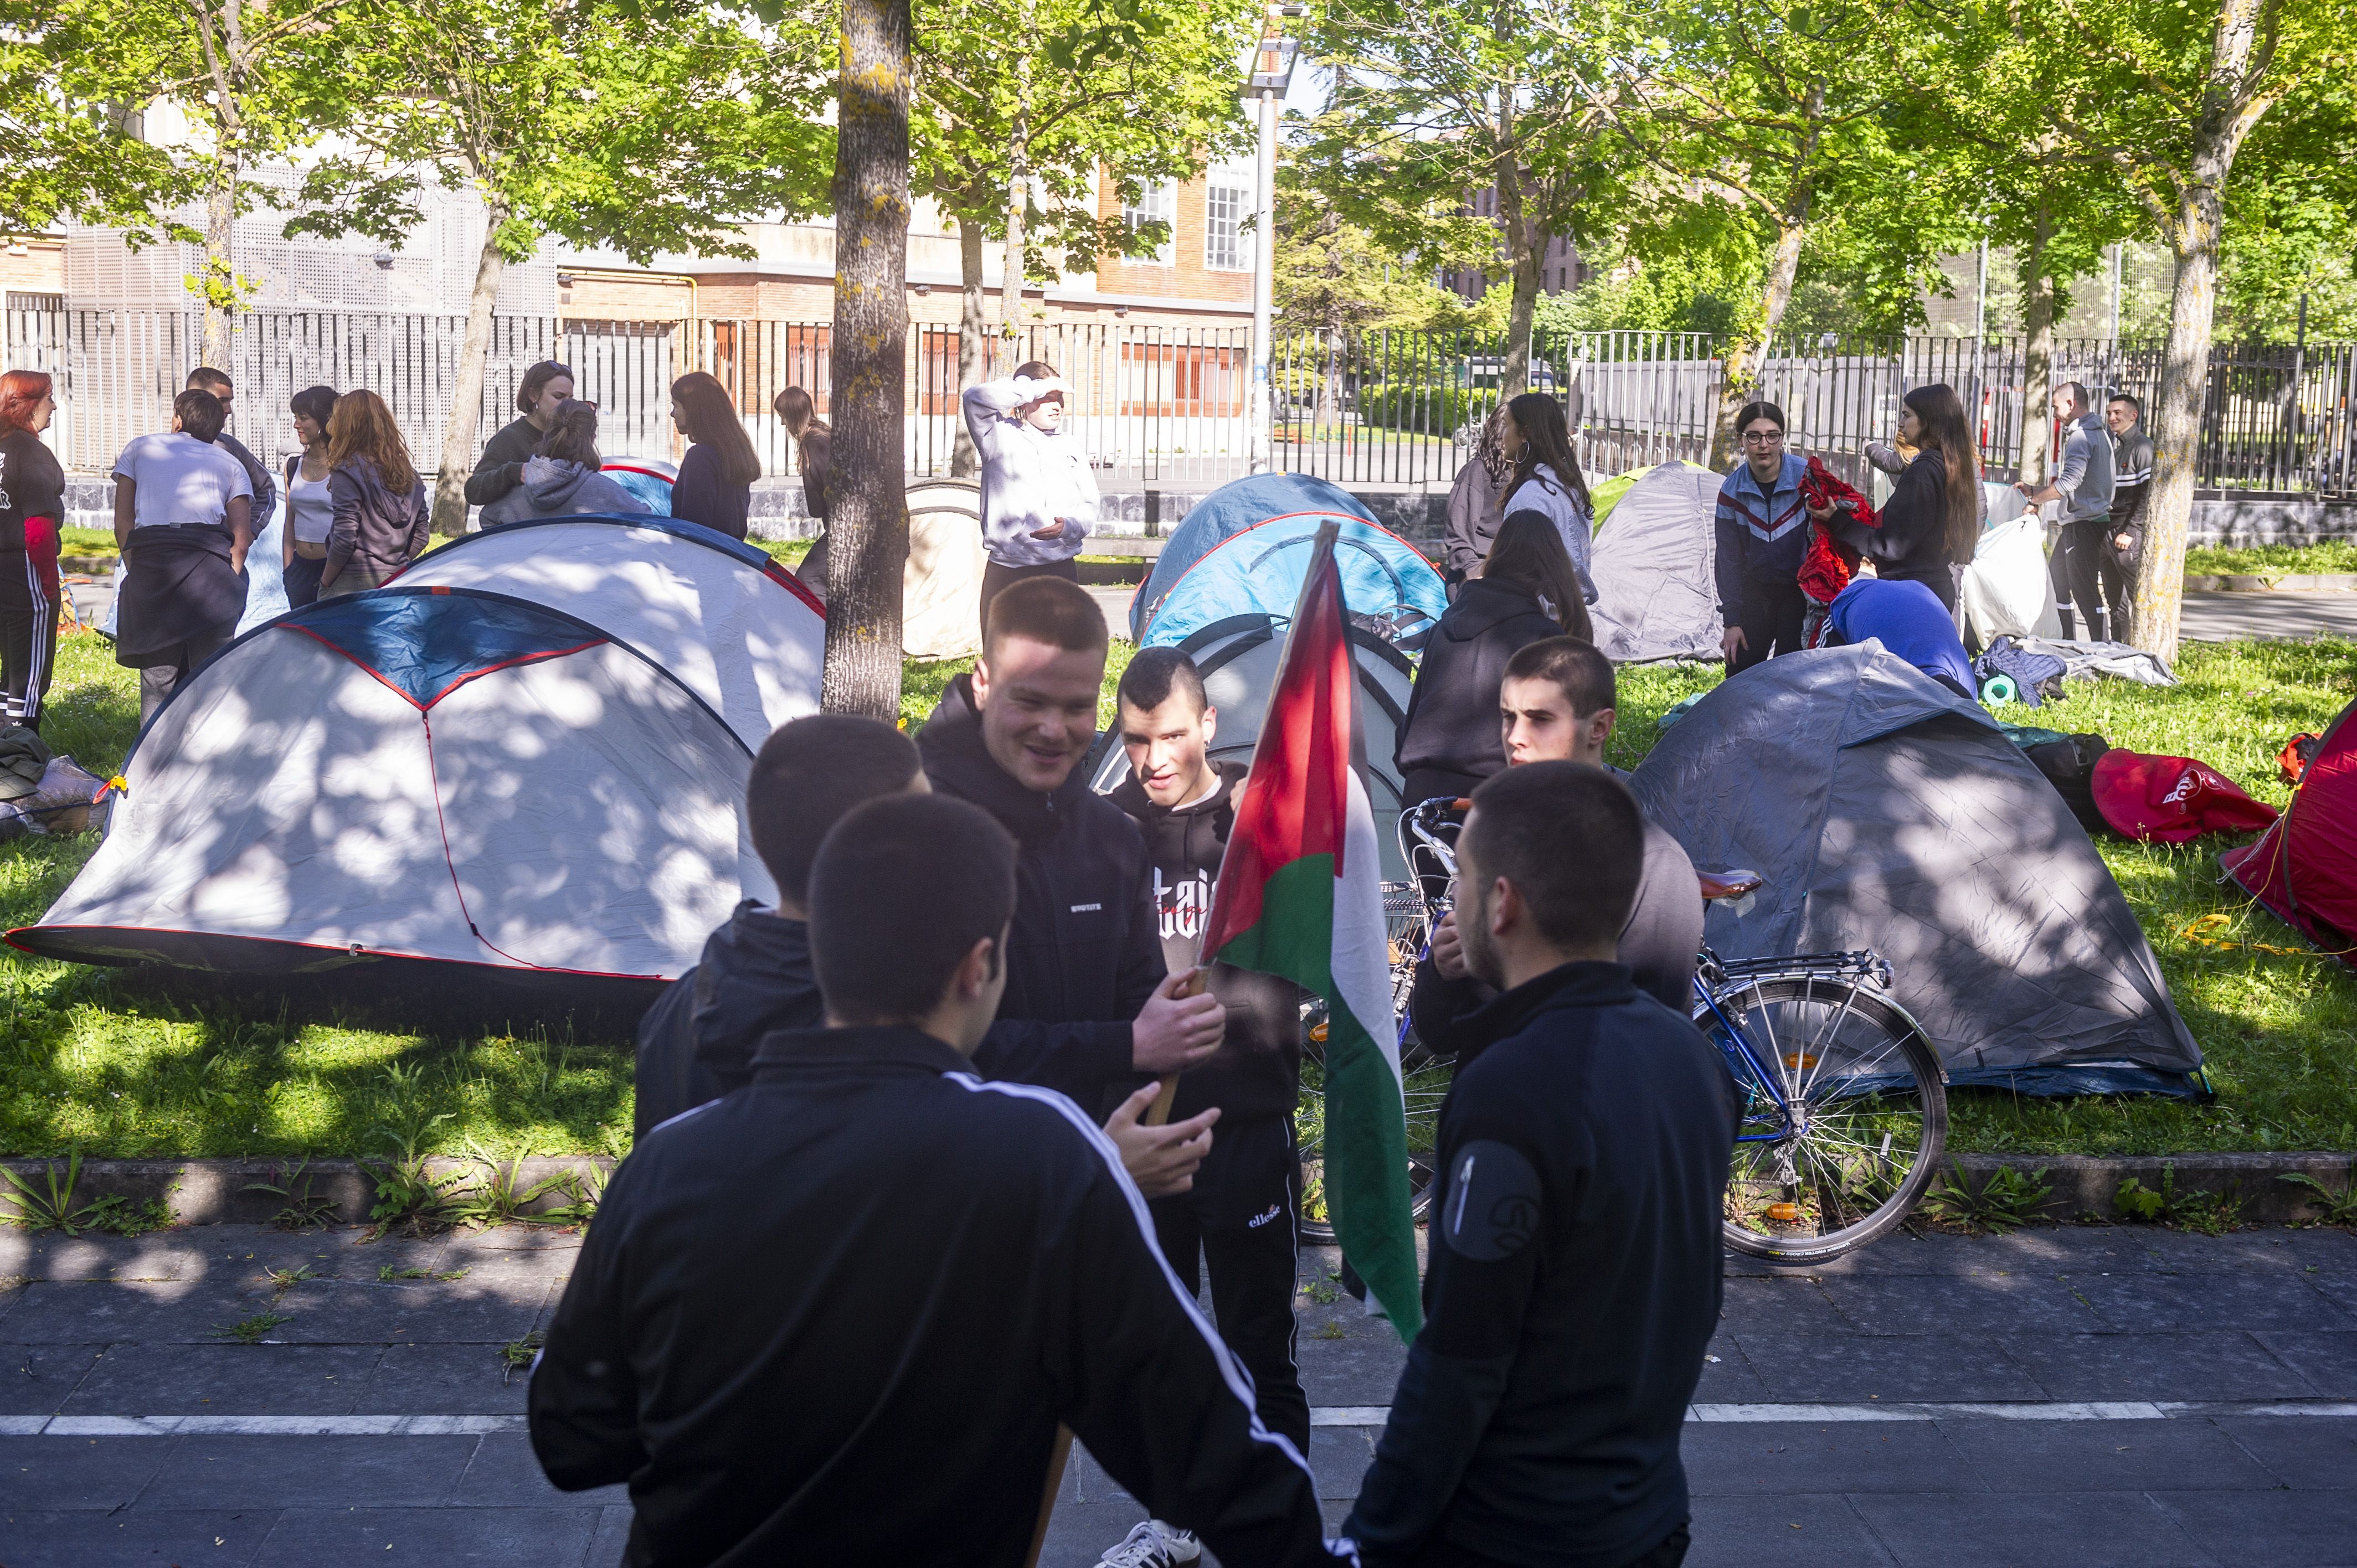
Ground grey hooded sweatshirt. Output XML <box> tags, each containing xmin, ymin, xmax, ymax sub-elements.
<box><xmin>481</xmin><ymin>456</ymin><xmax>651</xmax><ymax>526</ymax></box>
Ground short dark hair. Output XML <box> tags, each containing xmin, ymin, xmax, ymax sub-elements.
<box><xmin>2108</xmin><ymin>391</ymin><xmax>2143</xmax><ymax>416</ymax></box>
<box><xmin>173</xmin><ymin>388</ymin><xmax>226</xmax><ymax>444</ymax></box>
<box><xmin>984</xmin><ymin>574</ymin><xmax>1107</xmax><ymax>659</ymax></box>
<box><xmin>1502</xmin><ymin>635</ymin><xmax>1615</xmax><ymax>719</ymax></box>
<box><xmin>809</xmin><ymin>793</ymin><xmax>1017</xmax><ymax>1024</ymax></box>
<box><xmin>290</xmin><ymin>384</ymin><xmax>338</xmax><ymax>429</ymax></box>
<box><xmin>186</xmin><ymin>367</ymin><xmax>233</xmax><ymax>395</ymax></box>
<box><xmin>1735</xmin><ymin>400</ymin><xmax>1786</xmax><ymax>435</ymax></box>
<box><xmin>1117</xmin><ymin>645</ymin><xmax>1206</xmax><ymax>715</ymax></box>
<box><xmin>2056</xmin><ymin>380</ymin><xmax>2091</xmax><ymax>411</ymax></box>
<box><xmin>516</xmin><ymin>360</ymin><xmax>573</xmax><ymax>416</ymax></box>
<box><xmin>1013</xmin><ymin>360</ymin><xmax>1059</xmax><ymax>381</ymax></box>
<box><xmin>747</xmin><ymin>715</ymin><xmax>922</xmax><ymax>903</ymax></box>
<box><xmin>1464</xmin><ymin>761</ymin><xmax>1644</xmax><ymax>951</ymax></box>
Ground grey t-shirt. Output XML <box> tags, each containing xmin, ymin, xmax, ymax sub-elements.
<box><xmin>111</xmin><ymin>432</ymin><xmax>252</xmax><ymax>529</ymax></box>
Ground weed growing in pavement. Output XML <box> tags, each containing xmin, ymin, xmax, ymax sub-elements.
<box><xmin>213</xmin><ymin>1311</ymin><xmax>289</xmax><ymax>1343</ymax></box>
<box><xmin>364</xmin><ymin>1119</ymin><xmax>460</xmax><ymax>1239</ymax></box>
<box><xmin>81</xmin><ymin>1192</ymin><xmax>172</xmax><ymax>1236</ymax></box>
<box><xmin>1302</xmin><ymin>1277</ymin><xmax>1339</xmax><ymax>1306</ymax></box>
<box><xmin>378</xmin><ymin>1265</ymin><xmax>468</xmax><ymax>1283</ymax></box>
<box><xmin>446</xmin><ymin>1142</ymin><xmax>601</xmax><ymax>1230</ymax></box>
<box><xmin>1312</xmin><ymin>1322</ymin><xmax>1345</xmax><ymax>1341</ymax></box>
<box><xmin>266</xmin><ymin>1265</ymin><xmax>317</xmax><ymax>1297</ymax></box>
<box><xmin>0</xmin><ymin>1148</ymin><xmax>92</xmax><ymax>1232</ymax></box>
<box><xmin>1920</xmin><ymin>1162</ymin><xmax>2053</xmax><ymax>1234</ymax></box>
<box><xmin>2114</xmin><ymin>1165</ymin><xmax>2247</xmax><ymax>1234</ymax></box>
<box><xmin>246</xmin><ymin>1158</ymin><xmax>339</xmax><ymax>1230</ymax></box>
<box><xmin>2279</xmin><ymin>1160</ymin><xmax>2357</xmax><ymax>1226</ymax></box>
<box><xmin>502</xmin><ymin>1329</ymin><xmax>545</xmax><ymax>1384</ymax></box>
<box><xmin>526</xmin><ymin>1167</ymin><xmax>600</xmax><ymax>1228</ymax></box>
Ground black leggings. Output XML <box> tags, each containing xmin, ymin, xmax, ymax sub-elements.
<box><xmin>2049</xmin><ymin>515</ymin><xmax>2129</xmax><ymax>643</ymax></box>
<box><xmin>1728</xmin><ymin>579</ymin><xmax>1808</xmax><ymax>673</ymax></box>
<box><xmin>977</xmin><ymin>556</ymin><xmax>1079</xmax><ymax>636</ymax></box>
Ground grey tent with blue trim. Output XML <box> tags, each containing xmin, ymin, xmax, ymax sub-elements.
<box><xmin>1628</xmin><ymin>643</ymin><xmax>2203</xmax><ymax>1094</ymax></box>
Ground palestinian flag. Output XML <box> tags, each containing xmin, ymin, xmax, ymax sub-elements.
<box><xmin>1198</xmin><ymin>528</ymin><xmax>1422</xmax><ymax>1339</ymax></box>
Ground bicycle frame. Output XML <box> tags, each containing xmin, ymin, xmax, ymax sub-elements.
<box><xmin>1695</xmin><ymin>950</ymin><xmax>1897</xmax><ymax>1144</ymax></box>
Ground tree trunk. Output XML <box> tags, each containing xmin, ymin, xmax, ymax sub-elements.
<box><xmin>951</xmin><ymin>217</ymin><xmax>987</xmax><ymax>477</ymax></box>
<box><xmin>199</xmin><ymin>155</ymin><xmax>239</xmax><ymax>367</ymax></box>
<box><xmin>2134</xmin><ymin>206</ymin><xmax>2221</xmax><ymax>662</ymax></box>
<box><xmin>2016</xmin><ymin>203</ymin><xmax>2056</xmax><ymax>484</ymax></box>
<box><xmin>1712</xmin><ymin>215</ymin><xmax>1807</xmax><ymax>470</ymax></box>
<box><xmin>1494</xmin><ymin>164</ymin><xmax>1542</xmax><ymax>402</ymax></box>
<box><xmin>431</xmin><ymin>208</ymin><xmax>509</xmax><ymax>537</ymax></box>
<box><xmin>1001</xmin><ymin>146</ymin><xmax>1028</xmax><ymax>348</ymax></box>
<box><xmin>822</xmin><ymin>0</ymin><xmax>913</xmax><ymax>719</ymax></box>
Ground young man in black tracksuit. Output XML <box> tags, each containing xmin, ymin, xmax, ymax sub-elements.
<box><xmin>1345</xmin><ymin>764</ymin><xmax>1732</xmax><ymax>1568</ymax></box>
<box><xmin>1100</xmin><ymin>646</ymin><xmax>1310</xmax><ymax>1568</ymax></box>
<box><xmin>532</xmin><ymin>793</ymin><xmax>1345</xmax><ymax>1568</ymax></box>
<box><xmin>918</xmin><ymin>576</ymin><xmax>1227</xmax><ymax>1123</ymax></box>
<box><xmin>635</xmin><ymin>712</ymin><xmax>1216</xmax><ymax>1196</ymax></box>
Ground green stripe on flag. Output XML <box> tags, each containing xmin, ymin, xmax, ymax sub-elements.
<box><xmin>1214</xmin><ymin>856</ymin><xmax>1423</xmax><ymax>1338</ymax></box>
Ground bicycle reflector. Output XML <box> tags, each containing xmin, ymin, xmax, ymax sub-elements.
<box><xmin>1765</xmin><ymin>1202</ymin><xmax>1803</xmax><ymax>1224</ymax></box>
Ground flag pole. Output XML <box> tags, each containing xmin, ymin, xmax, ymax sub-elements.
<box><xmin>1144</xmin><ymin>519</ymin><xmax>1344</xmax><ymax>1127</ymax></box>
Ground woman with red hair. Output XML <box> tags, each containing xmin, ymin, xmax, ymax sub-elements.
<box><xmin>0</xmin><ymin>370</ymin><xmax>63</xmax><ymax>729</ymax></box>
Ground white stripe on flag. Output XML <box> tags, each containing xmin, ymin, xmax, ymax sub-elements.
<box><xmin>1331</xmin><ymin>767</ymin><xmax>1400</xmax><ymax>1086</ymax></box>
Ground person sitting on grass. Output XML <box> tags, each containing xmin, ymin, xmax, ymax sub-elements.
<box><xmin>634</xmin><ymin>712</ymin><xmax>1216</xmax><ymax>1198</ymax></box>
<box><xmin>1343</xmin><ymin>762</ymin><xmax>1732</xmax><ymax>1568</ymax></box>
<box><xmin>532</xmin><ymin>791</ymin><xmax>1346</xmax><ymax>1568</ymax></box>
<box><xmin>1411</xmin><ymin>636</ymin><xmax>1702</xmax><ymax>1048</ymax></box>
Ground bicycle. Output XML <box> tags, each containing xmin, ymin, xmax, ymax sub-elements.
<box><xmin>1345</xmin><ymin>796</ymin><xmax>1947</xmax><ymax>1265</ymax></box>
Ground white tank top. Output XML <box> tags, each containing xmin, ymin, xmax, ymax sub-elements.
<box><xmin>288</xmin><ymin>467</ymin><xmax>335</xmax><ymax>544</ymax></box>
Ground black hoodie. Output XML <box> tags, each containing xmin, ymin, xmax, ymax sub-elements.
<box><xmin>919</xmin><ymin>675</ymin><xmax>1165</xmax><ymax>1115</ymax></box>
<box><xmin>632</xmin><ymin>901</ymin><xmax>821</xmax><ymax>1139</ymax></box>
<box><xmin>1110</xmin><ymin>761</ymin><xmax>1303</xmax><ymax>1124</ymax></box>
<box><xmin>1394</xmin><ymin>579</ymin><xmax>1562</xmax><ymax>782</ymax></box>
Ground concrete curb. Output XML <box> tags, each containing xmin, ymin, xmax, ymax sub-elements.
<box><xmin>1945</xmin><ymin>1152</ymin><xmax>2355</xmax><ymax>1225</ymax></box>
<box><xmin>0</xmin><ymin>1156</ymin><xmax>615</xmax><ymax>1229</ymax></box>
<box><xmin>2</xmin><ymin>1152</ymin><xmax>2350</xmax><ymax>1229</ymax></box>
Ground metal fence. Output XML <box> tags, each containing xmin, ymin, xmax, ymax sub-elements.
<box><xmin>11</xmin><ymin>306</ymin><xmax>2355</xmax><ymax>501</ymax></box>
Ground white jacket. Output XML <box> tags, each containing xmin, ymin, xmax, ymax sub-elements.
<box><xmin>963</xmin><ymin>376</ymin><xmax>1100</xmax><ymax>566</ymax></box>
<box><xmin>1499</xmin><ymin>462</ymin><xmax>1598</xmax><ymax>604</ymax></box>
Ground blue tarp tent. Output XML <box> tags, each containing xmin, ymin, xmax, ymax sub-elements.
<box><xmin>1130</xmin><ymin>474</ymin><xmax>1444</xmax><ymax>646</ymax></box>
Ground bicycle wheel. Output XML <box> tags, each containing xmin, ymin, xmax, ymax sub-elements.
<box><xmin>1698</xmin><ymin>977</ymin><xmax>1947</xmax><ymax>1265</ymax></box>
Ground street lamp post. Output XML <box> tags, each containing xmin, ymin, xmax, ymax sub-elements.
<box><xmin>1246</xmin><ymin>5</ymin><xmax>1302</xmax><ymax>474</ymax></box>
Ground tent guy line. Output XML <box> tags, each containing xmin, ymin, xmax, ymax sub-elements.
<box><xmin>11</xmin><ymin>1400</ymin><xmax>2357</xmax><ymax>1437</ymax></box>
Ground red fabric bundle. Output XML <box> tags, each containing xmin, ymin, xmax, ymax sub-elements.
<box><xmin>2091</xmin><ymin>751</ymin><xmax>2280</xmax><ymax>844</ymax></box>
<box><xmin>1796</xmin><ymin>456</ymin><xmax>1877</xmax><ymax>646</ymax></box>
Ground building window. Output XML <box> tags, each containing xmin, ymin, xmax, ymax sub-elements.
<box><xmin>1123</xmin><ymin>182</ymin><xmax>1176</xmax><ymax>266</ymax></box>
<box><xmin>1205</xmin><ymin>182</ymin><xmax>1250</xmax><ymax>272</ymax></box>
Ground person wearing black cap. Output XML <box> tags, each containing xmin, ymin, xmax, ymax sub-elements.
<box><xmin>1344</xmin><ymin>762</ymin><xmax>1731</xmax><ymax>1568</ymax></box>
<box><xmin>532</xmin><ymin>791</ymin><xmax>1347</xmax><ymax>1568</ymax></box>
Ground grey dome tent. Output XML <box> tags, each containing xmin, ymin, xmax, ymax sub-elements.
<box><xmin>1588</xmin><ymin>461</ymin><xmax>1724</xmax><ymax>664</ymax></box>
<box><xmin>1628</xmin><ymin>644</ymin><xmax>2203</xmax><ymax>1095</ymax></box>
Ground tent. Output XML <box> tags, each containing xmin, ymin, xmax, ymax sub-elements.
<box><xmin>903</xmin><ymin>476</ymin><xmax>989</xmax><ymax>659</ymax></box>
<box><xmin>2223</xmin><ymin>697</ymin><xmax>2357</xmax><ymax>967</ymax></box>
<box><xmin>390</xmin><ymin>513</ymin><xmax>823</xmax><ymax>751</ymax></box>
<box><xmin>11</xmin><ymin>587</ymin><xmax>772</xmax><ymax>997</ymax></box>
<box><xmin>1587</xmin><ymin>462</ymin><xmax>1724</xmax><ymax>664</ymax></box>
<box><xmin>600</xmin><ymin>457</ymin><xmax>677</xmax><ymax>515</ymax></box>
<box><xmin>1628</xmin><ymin>643</ymin><xmax>2204</xmax><ymax>1095</ymax></box>
<box><xmin>1091</xmin><ymin>613</ymin><xmax>1421</xmax><ymax>883</ymax></box>
<box><xmin>1129</xmin><ymin>474</ymin><xmax>1440</xmax><ymax>644</ymax></box>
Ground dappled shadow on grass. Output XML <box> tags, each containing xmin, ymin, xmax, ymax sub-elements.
<box><xmin>0</xmin><ymin>956</ymin><xmax>636</xmax><ymax>1161</ymax></box>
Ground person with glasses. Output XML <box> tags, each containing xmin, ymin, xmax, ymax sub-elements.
<box><xmin>1713</xmin><ymin>401</ymin><xmax>1811</xmax><ymax>672</ymax></box>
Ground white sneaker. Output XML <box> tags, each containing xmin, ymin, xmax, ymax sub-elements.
<box><xmin>1098</xmin><ymin>1519</ymin><xmax>1203</xmax><ymax>1567</ymax></box>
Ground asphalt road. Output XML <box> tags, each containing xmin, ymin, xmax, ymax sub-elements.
<box><xmin>4</xmin><ymin>1221</ymin><xmax>2353</xmax><ymax>1567</ymax></box>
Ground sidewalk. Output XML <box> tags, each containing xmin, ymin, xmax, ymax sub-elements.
<box><xmin>5</xmin><ymin>1221</ymin><xmax>2354</xmax><ymax>1565</ymax></box>
<box><xmin>2178</xmin><ymin>591</ymin><xmax>2357</xmax><ymax>643</ymax></box>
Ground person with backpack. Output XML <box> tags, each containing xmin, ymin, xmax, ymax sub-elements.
<box><xmin>320</xmin><ymin>390</ymin><xmax>432</xmax><ymax>599</ymax></box>
<box><xmin>963</xmin><ymin>360</ymin><xmax>1099</xmax><ymax>627</ymax></box>
<box><xmin>280</xmin><ymin>384</ymin><xmax>339</xmax><ymax>609</ymax></box>
<box><xmin>1396</xmin><ymin>509</ymin><xmax>1594</xmax><ymax>808</ymax></box>
<box><xmin>1098</xmin><ymin>646</ymin><xmax>1312</xmax><ymax>1568</ymax></box>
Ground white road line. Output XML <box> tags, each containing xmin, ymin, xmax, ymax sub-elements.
<box><xmin>8</xmin><ymin>1401</ymin><xmax>2356</xmax><ymax>1438</ymax></box>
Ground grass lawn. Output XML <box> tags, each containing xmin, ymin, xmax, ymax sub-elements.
<box><xmin>2185</xmin><ymin>540</ymin><xmax>2357</xmax><ymax>577</ymax></box>
<box><xmin>2</xmin><ymin>625</ymin><xmax>2351</xmax><ymax>1163</ymax></box>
